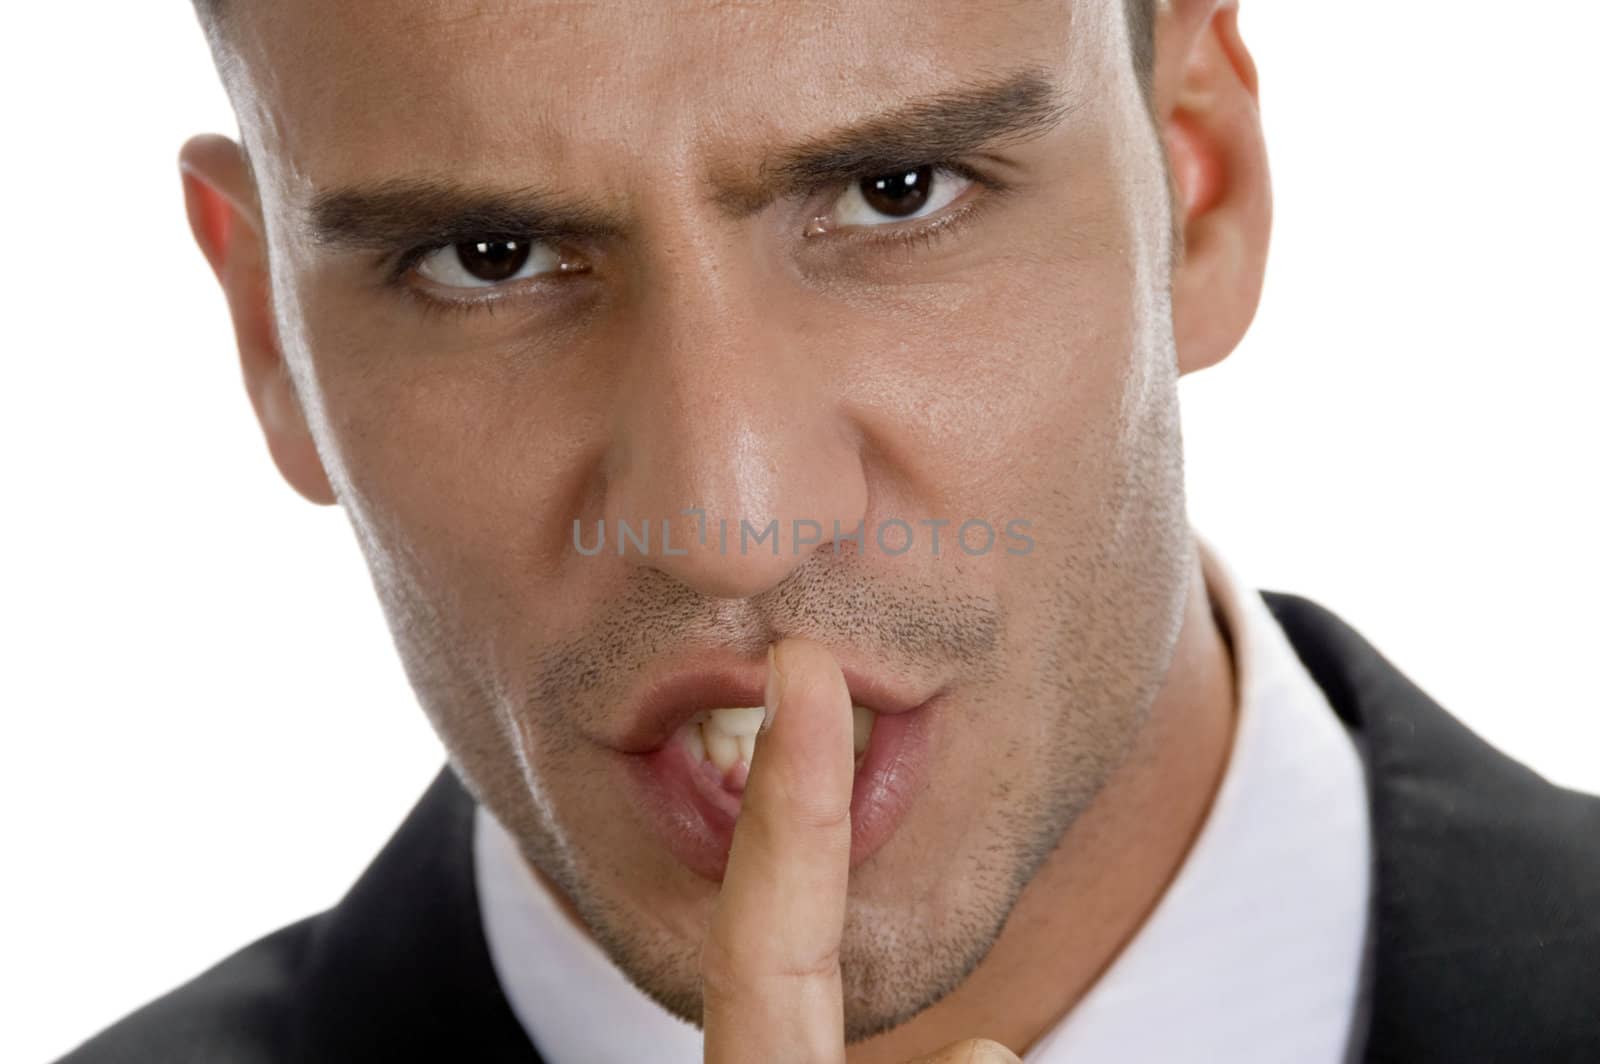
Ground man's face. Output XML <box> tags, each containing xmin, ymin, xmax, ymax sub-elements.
<box><xmin>226</xmin><ymin>0</ymin><xmax>1191</xmax><ymax>1040</ymax></box>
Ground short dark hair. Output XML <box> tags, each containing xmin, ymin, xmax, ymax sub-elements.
<box><xmin>192</xmin><ymin>1</ymin><xmax>1160</xmax><ymax>101</ymax></box>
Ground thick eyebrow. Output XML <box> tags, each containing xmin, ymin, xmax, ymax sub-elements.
<box><xmin>307</xmin><ymin>181</ymin><xmax>627</xmax><ymax>253</ymax></box>
<box><xmin>304</xmin><ymin>66</ymin><xmax>1074</xmax><ymax>251</ymax></box>
<box><xmin>712</xmin><ymin>66</ymin><xmax>1077</xmax><ymax>216</ymax></box>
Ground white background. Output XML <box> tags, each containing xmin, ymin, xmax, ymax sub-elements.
<box><xmin>4</xmin><ymin>3</ymin><xmax>1597</xmax><ymax>1060</ymax></box>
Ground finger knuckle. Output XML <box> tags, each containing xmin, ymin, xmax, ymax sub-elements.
<box><xmin>775</xmin><ymin>942</ymin><xmax>842</xmax><ymax>983</ymax></box>
<box><xmin>775</xmin><ymin>775</ymin><xmax>852</xmax><ymax>832</ymax></box>
<box><xmin>952</xmin><ymin>1037</ymin><xmax>1022</xmax><ymax>1063</ymax></box>
<box><xmin>699</xmin><ymin>927</ymin><xmax>843</xmax><ymax>1001</ymax></box>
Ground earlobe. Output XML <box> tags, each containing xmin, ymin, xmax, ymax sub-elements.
<box><xmin>178</xmin><ymin>134</ymin><xmax>338</xmax><ymax>507</ymax></box>
<box><xmin>1156</xmin><ymin>2</ymin><xmax>1273</xmax><ymax>376</ymax></box>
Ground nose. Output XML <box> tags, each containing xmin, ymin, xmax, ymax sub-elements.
<box><xmin>596</xmin><ymin>225</ymin><xmax>868</xmax><ymax>600</ymax></box>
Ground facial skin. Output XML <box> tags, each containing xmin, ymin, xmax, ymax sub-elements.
<box><xmin>182</xmin><ymin>0</ymin><xmax>1269</xmax><ymax>1057</ymax></box>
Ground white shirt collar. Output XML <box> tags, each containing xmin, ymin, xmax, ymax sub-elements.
<box><xmin>473</xmin><ymin>534</ymin><xmax>1373</xmax><ymax>1062</ymax></box>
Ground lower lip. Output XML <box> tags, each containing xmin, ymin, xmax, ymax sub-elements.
<box><xmin>621</xmin><ymin>701</ymin><xmax>935</xmax><ymax>882</ymax></box>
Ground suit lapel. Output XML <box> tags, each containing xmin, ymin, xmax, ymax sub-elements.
<box><xmin>1263</xmin><ymin>591</ymin><xmax>1600</xmax><ymax>1062</ymax></box>
<box><xmin>292</xmin><ymin>766</ymin><xmax>542</xmax><ymax>1062</ymax></box>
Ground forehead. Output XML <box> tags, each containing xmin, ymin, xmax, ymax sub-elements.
<box><xmin>233</xmin><ymin>0</ymin><xmax>1109</xmax><ymax>192</ymax></box>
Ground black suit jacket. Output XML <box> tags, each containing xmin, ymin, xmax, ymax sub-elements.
<box><xmin>57</xmin><ymin>593</ymin><xmax>1600</xmax><ymax>1062</ymax></box>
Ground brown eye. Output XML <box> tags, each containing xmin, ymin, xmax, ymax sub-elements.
<box><xmin>455</xmin><ymin>238</ymin><xmax>532</xmax><ymax>282</ymax></box>
<box><xmin>859</xmin><ymin>166</ymin><xmax>935</xmax><ymax>218</ymax></box>
<box><xmin>830</xmin><ymin>165</ymin><xmax>973</xmax><ymax>230</ymax></box>
<box><xmin>416</xmin><ymin>237</ymin><xmax>562</xmax><ymax>289</ymax></box>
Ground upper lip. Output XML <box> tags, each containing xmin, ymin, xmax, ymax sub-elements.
<box><xmin>609</xmin><ymin>649</ymin><xmax>937</xmax><ymax>754</ymax></box>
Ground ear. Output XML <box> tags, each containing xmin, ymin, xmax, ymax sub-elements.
<box><xmin>1153</xmin><ymin>1</ymin><xmax>1272</xmax><ymax>375</ymax></box>
<box><xmin>178</xmin><ymin>133</ymin><xmax>337</xmax><ymax>506</ymax></box>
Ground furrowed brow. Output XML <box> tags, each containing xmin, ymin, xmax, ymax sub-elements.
<box><xmin>711</xmin><ymin>66</ymin><xmax>1077</xmax><ymax>216</ymax></box>
<box><xmin>305</xmin><ymin>179</ymin><xmax>628</xmax><ymax>252</ymax></box>
<box><xmin>302</xmin><ymin>66</ymin><xmax>1074</xmax><ymax>249</ymax></box>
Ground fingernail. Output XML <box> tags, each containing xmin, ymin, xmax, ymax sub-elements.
<box><xmin>761</xmin><ymin>642</ymin><xmax>785</xmax><ymax>733</ymax></box>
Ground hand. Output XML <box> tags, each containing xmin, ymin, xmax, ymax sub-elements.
<box><xmin>700</xmin><ymin>638</ymin><xmax>1020</xmax><ymax>1064</ymax></box>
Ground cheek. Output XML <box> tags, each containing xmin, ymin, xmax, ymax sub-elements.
<box><xmin>825</xmin><ymin>153</ymin><xmax>1148</xmax><ymax>532</ymax></box>
<box><xmin>290</xmin><ymin>283</ymin><xmax>597</xmax><ymax>617</ymax></box>
<box><xmin>826</xmin><ymin>229</ymin><xmax>1145</xmax><ymax>551</ymax></box>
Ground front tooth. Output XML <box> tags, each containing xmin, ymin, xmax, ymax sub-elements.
<box><xmin>705</xmin><ymin>706</ymin><xmax>765</xmax><ymax>737</ymax></box>
<box><xmin>703</xmin><ymin>727</ymin><xmax>741</xmax><ymax>773</ymax></box>
<box><xmin>684</xmin><ymin>720</ymin><xmax>707</xmax><ymax>763</ymax></box>
<box><xmin>697</xmin><ymin>704</ymin><xmax>872</xmax><ymax>764</ymax></box>
<box><xmin>853</xmin><ymin>705</ymin><xmax>875</xmax><ymax>755</ymax></box>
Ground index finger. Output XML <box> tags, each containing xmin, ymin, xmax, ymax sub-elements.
<box><xmin>700</xmin><ymin>638</ymin><xmax>857</xmax><ymax>1064</ymax></box>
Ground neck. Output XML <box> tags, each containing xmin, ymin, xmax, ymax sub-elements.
<box><xmin>848</xmin><ymin>534</ymin><xmax>1239</xmax><ymax>1061</ymax></box>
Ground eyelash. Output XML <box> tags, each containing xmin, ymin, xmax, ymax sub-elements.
<box><xmin>830</xmin><ymin>161</ymin><xmax>1009</xmax><ymax>256</ymax></box>
<box><xmin>387</xmin><ymin>161</ymin><xmax>1010</xmax><ymax>321</ymax></box>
